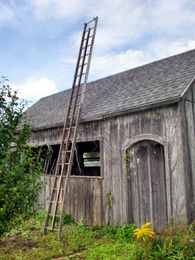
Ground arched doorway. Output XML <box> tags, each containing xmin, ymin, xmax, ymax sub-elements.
<box><xmin>126</xmin><ymin>140</ymin><xmax>168</xmax><ymax>231</ymax></box>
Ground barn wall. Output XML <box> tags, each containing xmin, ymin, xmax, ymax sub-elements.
<box><xmin>32</xmin><ymin>104</ymin><xmax>189</xmax><ymax>226</ymax></box>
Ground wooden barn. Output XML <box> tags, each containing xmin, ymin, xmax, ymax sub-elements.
<box><xmin>26</xmin><ymin>49</ymin><xmax>195</xmax><ymax>231</ymax></box>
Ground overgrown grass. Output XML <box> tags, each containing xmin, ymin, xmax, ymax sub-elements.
<box><xmin>0</xmin><ymin>212</ymin><xmax>194</xmax><ymax>259</ymax></box>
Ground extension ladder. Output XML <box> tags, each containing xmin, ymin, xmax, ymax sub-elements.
<box><xmin>44</xmin><ymin>17</ymin><xmax>98</xmax><ymax>240</ymax></box>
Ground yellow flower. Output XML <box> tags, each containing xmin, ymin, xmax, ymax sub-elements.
<box><xmin>134</xmin><ymin>222</ymin><xmax>155</xmax><ymax>241</ymax></box>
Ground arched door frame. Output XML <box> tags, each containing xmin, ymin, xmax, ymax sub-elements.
<box><xmin>123</xmin><ymin>134</ymin><xmax>172</xmax><ymax>224</ymax></box>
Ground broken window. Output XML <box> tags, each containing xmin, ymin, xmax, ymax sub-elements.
<box><xmin>71</xmin><ymin>140</ymin><xmax>101</xmax><ymax>176</ymax></box>
<box><xmin>43</xmin><ymin>144</ymin><xmax>60</xmax><ymax>175</ymax></box>
<box><xmin>43</xmin><ymin>140</ymin><xmax>101</xmax><ymax>177</ymax></box>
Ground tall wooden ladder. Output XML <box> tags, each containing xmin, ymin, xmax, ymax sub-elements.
<box><xmin>44</xmin><ymin>17</ymin><xmax>98</xmax><ymax>240</ymax></box>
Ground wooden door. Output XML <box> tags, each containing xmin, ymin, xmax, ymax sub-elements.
<box><xmin>127</xmin><ymin>140</ymin><xmax>167</xmax><ymax>231</ymax></box>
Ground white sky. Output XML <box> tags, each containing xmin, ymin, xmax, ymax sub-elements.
<box><xmin>0</xmin><ymin>0</ymin><xmax>195</xmax><ymax>103</ymax></box>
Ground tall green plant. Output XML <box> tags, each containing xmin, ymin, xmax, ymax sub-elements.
<box><xmin>0</xmin><ymin>77</ymin><xmax>43</xmax><ymax>234</ymax></box>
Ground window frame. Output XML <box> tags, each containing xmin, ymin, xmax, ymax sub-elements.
<box><xmin>70</xmin><ymin>138</ymin><xmax>103</xmax><ymax>179</ymax></box>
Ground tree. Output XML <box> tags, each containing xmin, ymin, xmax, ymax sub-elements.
<box><xmin>0</xmin><ymin>77</ymin><xmax>43</xmax><ymax>234</ymax></box>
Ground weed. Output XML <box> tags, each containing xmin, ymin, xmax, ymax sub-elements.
<box><xmin>63</xmin><ymin>214</ymin><xmax>75</xmax><ymax>224</ymax></box>
<box><xmin>0</xmin><ymin>212</ymin><xmax>194</xmax><ymax>259</ymax></box>
<box><xmin>134</xmin><ymin>222</ymin><xmax>155</xmax><ymax>241</ymax></box>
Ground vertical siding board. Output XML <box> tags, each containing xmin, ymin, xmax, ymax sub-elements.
<box><xmin>110</xmin><ymin>118</ymin><xmax>119</xmax><ymax>224</ymax></box>
<box><xmin>102</xmin><ymin>119</ymin><xmax>112</xmax><ymax>224</ymax></box>
<box><xmin>129</xmin><ymin>148</ymin><xmax>140</xmax><ymax>226</ymax></box>
<box><xmin>119</xmin><ymin>116</ymin><xmax>129</xmax><ymax>224</ymax></box>
<box><xmin>117</xmin><ymin>117</ymin><xmax>124</xmax><ymax>225</ymax></box>
<box><xmin>151</xmin><ymin>113</ymin><xmax>163</xmax><ymax>136</ymax></box>
<box><xmin>150</xmin><ymin>143</ymin><xmax>167</xmax><ymax>231</ymax></box>
<box><xmin>190</xmin><ymin>89</ymin><xmax>195</xmax><ymax>219</ymax></box>
<box><xmin>138</xmin><ymin>144</ymin><xmax>151</xmax><ymax>224</ymax></box>
<box><xmin>140</xmin><ymin>113</ymin><xmax>152</xmax><ymax>134</ymax></box>
<box><xmin>131</xmin><ymin>114</ymin><xmax>141</xmax><ymax>138</ymax></box>
<box><xmin>183</xmin><ymin>95</ymin><xmax>195</xmax><ymax>221</ymax></box>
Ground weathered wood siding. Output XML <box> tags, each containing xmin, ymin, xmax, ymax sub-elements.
<box><xmin>39</xmin><ymin>175</ymin><xmax>103</xmax><ymax>225</ymax></box>
<box><xmin>181</xmin><ymin>85</ymin><xmax>195</xmax><ymax>221</ymax></box>
<box><xmin>33</xmin><ymin>103</ymin><xmax>190</xmax><ymax>227</ymax></box>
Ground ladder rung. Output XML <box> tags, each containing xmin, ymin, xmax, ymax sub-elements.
<box><xmin>52</xmin><ymin>188</ymin><xmax>65</xmax><ymax>191</ymax></box>
<box><xmin>85</xmin><ymin>27</ymin><xmax>95</xmax><ymax>32</ymax></box>
<box><xmin>65</xmin><ymin>126</ymin><xmax>75</xmax><ymax>130</ymax></box>
<box><xmin>84</xmin><ymin>35</ymin><xmax>93</xmax><ymax>41</ymax></box>
<box><xmin>76</xmin><ymin>72</ymin><xmax>86</xmax><ymax>78</ymax></box>
<box><xmin>66</xmin><ymin>117</ymin><xmax>78</xmax><ymax>121</ymax></box>
<box><xmin>80</xmin><ymin>53</ymin><xmax>89</xmax><ymax>59</ymax></box>
<box><xmin>58</xmin><ymin>162</ymin><xmax>69</xmax><ymax>165</ymax></box>
<box><xmin>45</xmin><ymin>227</ymin><xmax>59</xmax><ymax>232</ymax></box>
<box><xmin>81</xmin><ymin>44</ymin><xmax>92</xmax><ymax>50</ymax></box>
<box><xmin>72</xmin><ymin>93</ymin><xmax>82</xmax><ymax>98</ymax></box>
<box><xmin>78</xmin><ymin>63</ymin><xmax>88</xmax><ymax>68</ymax></box>
<box><xmin>69</xmin><ymin>104</ymin><xmax>80</xmax><ymax>109</ymax></box>
<box><xmin>52</xmin><ymin>228</ymin><xmax>59</xmax><ymax>231</ymax></box>
<box><xmin>45</xmin><ymin>227</ymin><xmax>53</xmax><ymax>230</ymax></box>
<box><xmin>63</xmin><ymin>140</ymin><xmax>73</xmax><ymax>144</ymax></box>
<box><xmin>48</xmin><ymin>214</ymin><xmax>61</xmax><ymax>218</ymax></box>
<box><xmin>58</xmin><ymin>163</ymin><xmax>68</xmax><ymax>167</ymax></box>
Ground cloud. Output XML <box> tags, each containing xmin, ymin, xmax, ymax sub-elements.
<box><xmin>149</xmin><ymin>40</ymin><xmax>195</xmax><ymax>58</ymax></box>
<box><xmin>90</xmin><ymin>39</ymin><xmax>195</xmax><ymax>81</ymax></box>
<box><xmin>13</xmin><ymin>78</ymin><xmax>58</xmax><ymax>104</ymax></box>
<box><xmin>30</xmin><ymin>0</ymin><xmax>87</xmax><ymax>21</ymax></box>
<box><xmin>90</xmin><ymin>49</ymin><xmax>152</xmax><ymax>79</ymax></box>
<box><xmin>0</xmin><ymin>2</ymin><xmax>15</xmax><ymax>24</ymax></box>
<box><xmin>28</xmin><ymin>0</ymin><xmax>195</xmax><ymax>51</ymax></box>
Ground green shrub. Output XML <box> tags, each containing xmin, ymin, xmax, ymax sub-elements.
<box><xmin>63</xmin><ymin>214</ymin><xmax>75</xmax><ymax>224</ymax></box>
<box><xmin>103</xmin><ymin>224</ymin><xmax>136</xmax><ymax>242</ymax></box>
<box><xmin>0</xmin><ymin>79</ymin><xmax>43</xmax><ymax>234</ymax></box>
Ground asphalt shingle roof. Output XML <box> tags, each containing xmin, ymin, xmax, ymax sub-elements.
<box><xmin>26</xmin><ymin>49</ymin><xmax>195</xmax><ymax>130</ymax></box>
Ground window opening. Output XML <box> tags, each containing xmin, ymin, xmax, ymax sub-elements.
<box><xmin>71</xmin><ymin>140</ymin><xmax>100</xmax><ymax>176</ymax></box>
<box><xmin>40</xmin><ymin>140</ymin><xmax>101</xmax><ymax>176</ymax></box>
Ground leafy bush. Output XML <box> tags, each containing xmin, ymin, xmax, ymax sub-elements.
<box><xmin>0</xmin><ymin>78</ymin><xmax>43</xmax><ymax>234</ymax></box>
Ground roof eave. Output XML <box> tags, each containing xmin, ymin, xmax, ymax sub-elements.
<box><xmin>81</xmin><ymin>96</ymin><xmax>181</xmax><ymax>122</ymax></box>
<box><xmin>31</xmin><ymin>96</ymin><xmax>181</xmax><ymax>131</ymax></box>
